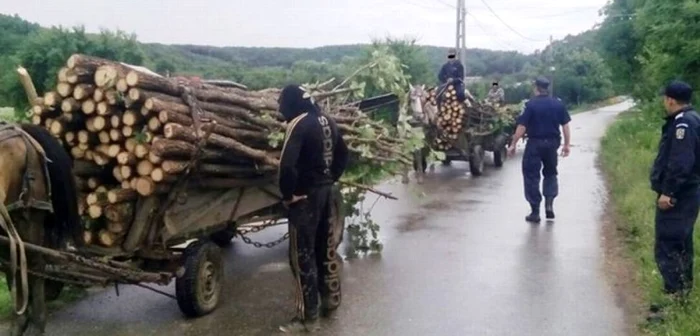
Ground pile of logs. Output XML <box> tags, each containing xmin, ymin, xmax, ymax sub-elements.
<box><xmin>426</xmin><ymin>84</ymin><xmax>513</xmax><ymax>150</ymax></box>
<box><xmin>32</xmin><ymin>54</ymin><xmax>410</xmax><ymax>247</ymax></box>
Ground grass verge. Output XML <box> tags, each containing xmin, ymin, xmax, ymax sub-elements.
<box><xmin>601</xmin><ymin>107</ymin><xmax>700</xmax><ymax>335</ymax></box>
<box><xmin>0</xmin><ymin>279</ymin><xmax>88</xmax><ymax>320</ymax></box>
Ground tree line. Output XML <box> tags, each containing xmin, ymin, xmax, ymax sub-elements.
<box><xmin>0</xmin><ymin>12</ymin><xmax>619</xmax><ymax>117</ymax></box>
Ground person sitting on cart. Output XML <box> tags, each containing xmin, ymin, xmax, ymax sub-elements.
<box><xmin>438</xmin><ymin>48</ymin><xmax>466</xmax><ymax>103</ymax></box>
<box><xmin>487</xmin><ymin>81</ymin><xmax>505</xmax><ymax>106</ymax></box>
<box><xmin>276</xmin><ymin>84</ymin><xmax>349</xmax><ymax>333</ymax></box>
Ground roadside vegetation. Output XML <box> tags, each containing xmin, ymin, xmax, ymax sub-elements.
<box><xmin>598</xmin><ymin>0</ymin><xmax>700</xmax><ymax>334</ymax></box>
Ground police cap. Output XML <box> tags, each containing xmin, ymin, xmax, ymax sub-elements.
<box><xmin>533</xmin><ymin>76</ymin><xmax>550</xmax><ymax>89</ymax></box>
<box><xmin>662</xmin><ymin>80</ymin><xmax>693</xmax><ymax>103</ymax></box>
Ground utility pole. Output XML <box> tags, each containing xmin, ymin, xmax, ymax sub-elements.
<box><xmin>549</xmin><ymin>35</ymin><xmax>555</xmax><ymax>97</ymax></box>
<box><xmin>455</xmin><ymin>0</ymin><xmax>467</xmax><ymax>79</ymax></box>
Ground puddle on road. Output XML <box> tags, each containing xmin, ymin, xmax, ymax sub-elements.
<box><xmin>396</xmin><ymin>213</ymin><xmax>429</xmax><ymax>233</ymax></box>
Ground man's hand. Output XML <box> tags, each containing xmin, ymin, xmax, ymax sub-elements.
<box><xmin>657</xmin><ymin>194</ymin><xmax>674</xmax><ymax>210</ymax></box>
<box><xmin>283</xmin><ymin>194</ymin><xmax>307</xmax><ymax>208</ymax></box>
<box><xmin>508</xmin><ymin>144</ymin><xmax>517</xmax><ymax>157</ymax></box>
<box><xmin>560</xmin><ymin>144</ymin><xmax>570</xmax><ymax>157</ymax></box>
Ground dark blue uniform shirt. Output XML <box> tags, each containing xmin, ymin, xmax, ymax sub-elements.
<box><xmin>650</xmin><ymin>106</ymin><xmax>700</xmax><ymax>197</ymax></box>
<box><xmin>438</xmin><ymin>60</ymin><xmax>465</xmax><ymax>85</ymax></box>
<box><xmin>516</xmin><ymin>94</ymin><xmax>571</xmax><ymax>141</ymax></box>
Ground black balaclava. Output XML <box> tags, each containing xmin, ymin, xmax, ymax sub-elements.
<box><xmin>278</xmin><ymin>84</ymin><xmax>319</xmax><ymax>122</ymax></box>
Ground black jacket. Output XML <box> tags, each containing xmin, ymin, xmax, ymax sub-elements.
<box><xmin>278</xmin><ymin>111</ymin><xmax>349</xmax><ymax>201</ymax></box>
<box><xmin>438</xmin><ymin>60</ymin><xmax>465</xmax><ymax>84</ymax></box>
<box><xmin>650</xmin><ymin>106</ymin><xmax>700</xmax><ymax>197</ymax></box>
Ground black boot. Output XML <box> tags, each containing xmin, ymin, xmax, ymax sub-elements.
<box><xmin>526</xmin><ymin>203</ymin><xmax>541</xmax><ymax>223</ymax></box>
<box><xmin>545</xmin><ymin>198</ymin><xmax>555</xmax><ymax>219</ymax></box>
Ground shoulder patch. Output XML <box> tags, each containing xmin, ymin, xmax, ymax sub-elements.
<box><xmin>675</xmin><ymin>112</ymin><xmax>685</xmax><ymax>120</ymax></box>
<box><xmin>676</xmin><ymin>127</ymin><xmax>686</xmax><ymax>140</ymax></box>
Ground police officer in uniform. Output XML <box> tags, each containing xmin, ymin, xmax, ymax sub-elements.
<box><xmin>276</xmin><ymin>84</ymin><xmax>349</xmax><ymax>333</ymax></box>
<box><xmin>648</xmin><ymin>80</ymin><xmax>700</xmax><ymax>320</ymax></box>
<box><xmin>508</xmin><ymin>77</ymin><xmax>571</xmax><ymax>223</ymax></box>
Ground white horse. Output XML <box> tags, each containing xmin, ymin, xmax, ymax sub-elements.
<box><xmin>405</xmin><ymin>84</ymin><xmax>440</xmax><ymax>184</ymax></box>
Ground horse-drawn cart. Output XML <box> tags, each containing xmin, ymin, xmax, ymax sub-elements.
<box><xmin>409</xmin><ymin>83</ymin><xmax>516</xmax><ymax>178</ymax></box>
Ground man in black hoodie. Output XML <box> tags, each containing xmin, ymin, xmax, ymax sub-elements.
<box><xmin>276</xmin><ymin>84</ymin><xmax>349</xmax><ymax>333</ymax></box>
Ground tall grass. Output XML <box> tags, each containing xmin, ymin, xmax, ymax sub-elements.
<box><xmin>601</xmin><ymin>107</ymin><xmax>700</xmax><ymax>335</ymax></box>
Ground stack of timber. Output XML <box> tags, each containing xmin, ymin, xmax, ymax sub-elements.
<box><xmin>31</xmin><ymin>54</ymin><xmax>411</xmax><ymax>248</ymax></box>
<box><xmin>426</xmin><ymin>84</ymin><xmax>518</xmax><ymax>150</ymax></box>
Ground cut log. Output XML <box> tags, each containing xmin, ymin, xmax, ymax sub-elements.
<box><xmin>117</xmin><ymin>152</ymin><xmax>136</xmax><ymax>165</ymax></box>
<box><xmin>94</xmin><ymin>65</ymin><xmax>122</xmax><ymax>88</ymax></box>
<box><xmin>122</xmin><ymin>126</ymin><xmax>134</xmax><ymax>137</ymax></box>
<box><xmin>77</xmin><ymin>131</ymin><xmax>95</xmax><ymax>145</ymax></box>
<box><xmin>98</xmin><ymin>229</ymin><xmax>117</xmax><ymax>246</ymax></box>
<box><xmin>163</xmin><ymin>123</ymin><xmax>279</xmax><ymax>166</ymax></box>
<box><xmin>73</xmin><ymin>84</ymin><xmax>95</xmax><ymax>100</ymax></box>
<box><xmin>134</xmin><ymin>143</ymin><xmax>149</xmax><ymax>159</ymax></box>
<box><xmin>104</xmin><ymin>202</ymin><xmax>134</xmax><ymax>226</ymax></box>
<box><xmin>97</xmin><ymin>101</ymin><xmax>117</xmax><ymax>116</ymax></box>
<box><xmin>148</xmin><ymin>152</ymin><xmax>162</xmax><ymax>165</ymax></box>
<box><xmin>57</xmin><ymin>83</ymin><xmax>73</xmax><ymax>98</ymax></box>
<box><xmin>135</xmin><ymin>177</ymin><xmax>168</xmax><ymax>196</ymax></box>
<box><xmin>116</xmin><ymin>78</ymin><xmax>129</xmax><ymax>93</ymax></box>
<box><xmin>110</xmin><ymin>115</ymin><xmax>121</xmax><ymax>129</ymax></box>
<box><xmin>93</xmin><ymin>152</ymin><xmax>111</xmax><ymax>166</ymax></box>
<box><xmin>150</xmin><ymin>168</ymin><xmax>177</xmax><ymax>183</ymax></box>
<box><xmin>137</xmin><ymin>160</ymin><xmax>154</xmax><ymax>177</ymax></box>
<box><xmin>87</xmin><ymin>116</ymin><xmax>107</xmax><ymax>131</ymax></box>
<box><xmin>86</xmin><ymin>192</ymin><xmax>109</xmax><ymax>206</ymax></box>
<box><xmin>105</xmin><ymin>90</ymin><xmax>120</xmax><ymax>105</ymax></box>
<box><xmin>73</xmin><ymin>160</ymin><xmax>101</xmax><ymax>176</ymax></box>
<box><xmin>109</xmin><ymin>129</ymin><xmax>123</xmax><ymax>142</ymax></box>
<box><xmin>57</xmin><ymin>67</ymin><xmax>69</xmax><ymax>82</ymax></box>
<box><xmin>122</xmin><ymin>110</ymin><xmax>141</xmax><ymax>126</ymax></box>
<box><xmin>121</xmin><ymin>180</ymin><xmax>131</xmax><ymax>189</ymax></box>
<box><xmin>82</xmin><ymin>99</ymin><xmax>96</xmax><ymax>115</ymax></box>
<box><xmin>151</xmin><ymin>138</ymin><xmax>234</xmax><ymax>162</ymax></box>
<box><xmin>75</xmin><ymin>177</ymin><xmax>89</xmax><ymax>191</ymax></box>
<box><xmin>106</xmin><ymin>220</ymin><xmax>129</xmax><ymax>234</ymax></box>
<box><xmin>120</xmin><ymin>165</ymin><xmax>133</xmax><ymax>180</ymax></box>
<box><xmin>148</xmin><ymin>98</ymin><xmax>263</xmax><ymax>130</ymax></box>
<box><xmin>43</xmin><ymin>92</ymin><xmax>61</xmax><ymax>107</ymax></box>
<box><xmin>66</xmin><ymin>68</ymin><xmax>92</xmax><ymax>84</ymax></box>
<box><xmin>70</xmin><ymin>146</ymin><xmax>85</xmax><ymax>159</ymax></box>
<box><xmin>65</xmin><ymin>132</ymin><xmax>76</xmax><ymax>145</ymax></box>
<box><xmin>147</xmin><ymin>117</ymin><xmax>161</xmax><ymax>131</ymax></box>
<box><xmin>93</xmin><ymin>88</ymin><xmax>105</xmax><ymax>102</ymax></box>
<box><xmin>83</xmin><ymin>230</ymin><xmax>93</xmax><ymax>245</ymax></box>
<box><xmin>107</xmin><ymin>189</ymin><xmax>138</xmax><ymax>204</ymax></box>
<box><xmin>88</xmin><ymin>205</ymin><xmax>103</xmax><ymax>219</ymax></box>
<box><xmin>49</xmin><ymin>120</ymin><xmax>65</xmax><ymax>136</ymax></box>
<box><xmin>112</xmin><ymin>166</ymin><xmax>124</xmax><ymax>182</ymax></box>
<box><xmin>67</xmin><ymin>54</ymin><xmax>112</xmax><ymax>71</ymax></box>
<box><xmin>161</xmin><ymin>160</ymin><xmax>274</xmax><ymax>176</ymax></box>
<box><xmin>125</xmin><ymin>138</ymin><xmax>138</xmax><ymax>153</ymax></box>
<box><xmin>60</xmin><ymin>97</ymin><xmax>80</xmax><ymax>113</ymax></box>
<box><xmin>98</xmin><ymin>131</ymin><xmax>110</xmax><ymax>144</ymax></box>
<box><xmin>31</xmin><ymin>115</ymin><xmax>42</xmax><ymax>125</ymax></box>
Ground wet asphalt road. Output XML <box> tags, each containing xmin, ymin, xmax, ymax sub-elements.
<box><xmin>17</xmin><ymin>100</ymin><xmax>635</xmax><ymax>336</ymax></box>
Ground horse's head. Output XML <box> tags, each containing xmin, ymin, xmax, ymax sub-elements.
<box><xmin>408</xmin><ymin>84</ymin><xmax>437</xmax><ymax>125</ymax></box>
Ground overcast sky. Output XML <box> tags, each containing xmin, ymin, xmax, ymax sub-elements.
<box><xmin>2</xmin><ymin>0</ymin><xmax>609</xmax><ymax>54</ymax></box>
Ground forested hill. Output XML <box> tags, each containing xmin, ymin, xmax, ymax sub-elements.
<box><xmin>161</xmin><ymin>43</ymin><xmax>535</xmax><ymax>77</ymax></box>
<box><xmin>0</xmin><ymin>12</ymin><xmax>615</xmax><ymax>111</ymax></box>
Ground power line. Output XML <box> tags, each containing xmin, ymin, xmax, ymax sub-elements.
<box><xmin>476</xmin><ymin>0</ymin><xmax>547</xmax><ymax>42</ymax></box>
<box><xmin>467</xmin><ymin>12</ymin><xmax>528</xmax><ymax>51</ymax></box>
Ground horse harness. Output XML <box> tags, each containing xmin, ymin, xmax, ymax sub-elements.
<box><xmin>0</xmin><ymin>122</ymin><xmax>53</xmax><ymax>213</ymax></box>
<box><xmin>0</xmin><ymin>122</ymin><xmax>53</xmax><ymax>316</ymax></box>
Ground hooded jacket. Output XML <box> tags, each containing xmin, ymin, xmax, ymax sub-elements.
<box><xmin>277</xmin><ymin>85</ymin><xmax>349</xmax><ymax>201</ymax></box>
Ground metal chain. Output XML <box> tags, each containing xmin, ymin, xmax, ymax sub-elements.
<box><xmin>236</xmin><ymin>219</ymin><xmax>290</xmax><ymax>248</ymax></box>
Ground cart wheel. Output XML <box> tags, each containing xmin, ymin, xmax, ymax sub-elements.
<box><xmin>176</xmin><ymin>240</ymin><xmax>223</xmax><ymax>318</ymax></box>
<box><xmin>210</xmin><ymin>226</ymin><xmax>236</xmax><ymax>247</ymax></box>
<box><xmin>469</xmin><ymin>145</ymin><xmax>485</xmax><ymax>176</ymax></box>
<box><xmin>441</xmin><ymin>159</ymin><xmax>452</xmax><ymax>166</ymax></box>
<box><xmin>494</xmin><ymin>145</ymin><xmax>507</xmax><ymax>168</ymax></box>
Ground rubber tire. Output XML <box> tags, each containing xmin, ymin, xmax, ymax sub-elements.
<box><xmin>176</xmin><ymin>240</ymin><xmax>223</xmax><ymax>318</ymax></box>
<box><xmin>210</xmin><ymin>227</ymin><xmax>236</xmax><ymax>247</ymax></box>
<box><xmin>493</xmin><ymin>146</ymin><xmax>506</xmax><ymax>168</ymax></box>
<box><xmin>469</xmin><ymin>146</ymin><xmax>485</xmax><ymax>176</ymax></box>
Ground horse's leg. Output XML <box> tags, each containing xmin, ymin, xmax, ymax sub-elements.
<box><xmin>413</xmin><ymin>149</ymin><xmax>424</xmax><ymax>184</ymax></box>
<box><xmin>29</xmin><ymin>213</ymin><xmax>47</xmax><ymax>335</ymax></box>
